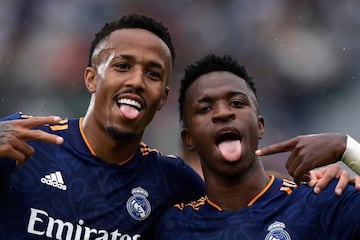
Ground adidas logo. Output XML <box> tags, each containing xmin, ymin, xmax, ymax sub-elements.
<box><xmin>40</xmin><ymin>171</ymin><xmax>67</xmax><ymax>191</ymax></box>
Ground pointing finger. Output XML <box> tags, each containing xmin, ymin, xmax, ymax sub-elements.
<box><xmin>256</xmin><ymin>138</ymin><xmax>296</xmax><ymax>156</ymax></box>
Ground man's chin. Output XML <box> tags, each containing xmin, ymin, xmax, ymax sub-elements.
<box><xmin>106</xmin><ymin>127</ymin><xmax>137</xmax><ymax>142</ymax></box>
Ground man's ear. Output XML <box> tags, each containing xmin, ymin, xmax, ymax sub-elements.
<box><xmin>258</xmin><ymin>115</ymin><xmax>265</xmax><ymax>140</ymax></box>
<box><xmin>84</xmin><ymin>67</ymin><xmax>97</xmax><ymax>93</ymax></box>
<box><xmin>157</xmin><ymin>86</ymin><xmax>170</xmax><ymax>110</ymax></box>
<box><xmin>181</xmin><ymin>128</ymin><xmax>195</xmax><ymax>151</ymax></box>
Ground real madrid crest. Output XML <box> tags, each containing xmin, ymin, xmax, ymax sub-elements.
<box><xmin>264</xmin><ymin>221</ymin><xmax>291</xmax><ymax>240</ymax></box>
<box><xmin>126</xmin><ymin>187</ymin><xmax>151</xmax><ymax>221</ymax></box>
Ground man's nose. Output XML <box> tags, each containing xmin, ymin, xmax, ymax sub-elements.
<box><xmin>212</xmin><ymin>103</ymin><xmax>235</xmax><ymax>123</ymax></box>
<box><xmin>126</xmin><ymin>69</ymin><xmax>146</xmax><ymax>89</ymax></box>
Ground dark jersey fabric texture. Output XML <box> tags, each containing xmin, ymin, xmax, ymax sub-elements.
<box><xmin>0</xmin><ymin>112</ymin><xmax>205</xmax><ymax>240</ymax></box>
<box><xmin>155</xmin><ymin>175</ymin><xmax>360</xmax><ymax>240</ymax></box>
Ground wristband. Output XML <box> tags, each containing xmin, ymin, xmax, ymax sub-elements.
<box><xmin>341</xmin><ymin>135</ymin><xmax>360</xmax><ymax>175</ymax></box>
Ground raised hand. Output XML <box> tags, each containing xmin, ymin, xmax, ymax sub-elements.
<box><xmin>0</xmin><ymin>116</ymin><xmax>64</xmax><ymax>166</ymax></box>
<box><xmin>256</xmin><ymin>133</ymin><xmax>347</xmax><ymax>184</ymax></box>
<box><xmin>307</xmin><ymin>163</ymin><xmax>359</xmax><ymax>195</ymax></box>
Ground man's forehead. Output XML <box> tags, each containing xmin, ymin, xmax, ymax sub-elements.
<box><xmin>93</xmin><ymin>29</ymin><xmax>171</xmax><ymax>65</ymax></box>
<box><xmin>109</xmin><ymin>28</ymin><xmax>170</xmax><ymax>53</ymax></box>
<box><xmin>186</xmin><ymin>71</ymin><xmax>258</xmax><ymax>108</ymax></box>
<box><xmin>190</xmin><ymin>72</ymin><xmax>250</xmax><ymax>95</ymax></box>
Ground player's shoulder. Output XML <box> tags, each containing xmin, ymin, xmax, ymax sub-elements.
<box><xmin>137</xmin><ymin>142</ymin><xmax>204</xmax><ymax>193</ymax></box>
<box><xmin>0</xmin><ymin>112</ymin><xmax>77</xmax><ymax>137</ymax></box>
<box><xmin>318</xmin><ymin>178</ymin><xmax>359</xmax><ymax>197</ymax></box>
<box><xmin>138</xmin><ymin>141</ymin><xmax>194</xmax><ymax>174</ymax></box>
<box><xmin>173</xmin><ymin>196</ymin><xmax>208</xmax><ymax>211</ymax></box>
<box><xmin>154</xmin><ymin>197</ymin><xmax>208</xmax><ymax>238</ymax></box>
<box><xmin>158</xmin><ymin>196</ymin><xmax>208</xmax><ymax>224</ymax></box>
<box><xmin>0</xmin><ymin>112</ymin><xmax>24</xmax><ymax>121</ymax></box>
<box><xmin>276</xmin><ymin>177</ymin><xmax>298</xmax><ymax>194</ymax></box>
<box><xmin>139</xmin><ymin>141</ymin><xmax>183</xmax><ymax>163</ymax></box>
<box><xmin>294</xmin><ymin>178</ymin><xmax>360</xmax><ymax>205</ymax></box>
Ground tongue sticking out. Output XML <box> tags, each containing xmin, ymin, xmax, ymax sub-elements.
<box><xmin>218</xmin><ymin>140</ymin><xmax>242</xmax><ymax>162</ymax></box>
<box><xmin>119</xmin><ymin>105</ymin><xmax>140</xmax><ymax>120</ymax></box>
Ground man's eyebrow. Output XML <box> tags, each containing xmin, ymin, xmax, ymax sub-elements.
<box><xmin>112</xmin><ymin>54</ymin><xmax>134</xmax><ymax>61</ymax></box>
<box><xmin>197</xmin><ymin>91</ymin><xmax>248</xmax><ymax>102</ymax></box>
<box><xmin>147</xmin><ymin>61</ymin><xmax>164</xmax><ymax>69</ymax></box>
<box><xmin>196</xmin><ymin>95</ymin><xmax>211</xmax><ymax>103</ymax></box>
<box><xmin>228</xmin><ymin>91</ymin><xmax>248</xmax><ymax>98</ymax></box>
<box><xmin>113</xmin><ymin>54</ymin><xmax>165</xmax><ymax>69</ymax></box>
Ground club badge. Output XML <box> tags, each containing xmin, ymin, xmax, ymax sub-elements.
<box><xmin>126</xmin><ymin>187</ymin><xmax>151</xmax><ymax>221</ymax></box>
<box><xmin>264</xmin><ymin>221</ymin><xmax>291</xmax><ymax>240</ymax></box>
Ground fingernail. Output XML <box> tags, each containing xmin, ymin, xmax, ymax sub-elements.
<box><xmin>16</xmin><ymin>160</ymin><xmax>23</xmax><ymax>167</ymax></box>
<box><xmin>314</xmin><ymin>187</ymin><xmax>320</xmax><ymax>194</ymax></box>
<box><xmin>56</xmin><ymin>137</ymin><xmax>64</xmax><ymax>144</ymax></box>
<box><xmin>308</xmin><ymin>180</ymin><xmax>315</xmax><ymax>187</ymax></box>
<box><xmin>335</xmin><ymin>188</ymin><xmax>342</xmax><ymax>196</ymax></box>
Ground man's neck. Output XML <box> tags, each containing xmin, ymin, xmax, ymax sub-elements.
<box><xmin>205</xmin><ymin>164</ymin><xmax>269</xmax><ymax>211</ymax></box>
<box><xmin>93</xmin><ymin>137</ymin><xmax>140</xmax><ymax>165</ymax></box>
<box><xmin>81</xmin><ymin>117</ymin><xmax>142</xmax><ymax>165</ymax></box>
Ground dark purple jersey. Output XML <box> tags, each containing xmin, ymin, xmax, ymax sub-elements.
<box><xmin>0</xmin><ymin>112</ymin><xmax>205</xmax><ymax>240</ymax></box>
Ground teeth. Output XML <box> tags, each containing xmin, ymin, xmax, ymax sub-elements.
<box><xmin>117</xmin><ymin>98</ymin><xmax>142</xmax><ymax>109</ymax></box>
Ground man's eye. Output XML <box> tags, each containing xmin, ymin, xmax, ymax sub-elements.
<box><xmin>146</xmin><ymin>70</ymin><xmax>161</xmax><ymax>80</ymax></box>
<box><xmin>197</xmin><ymin>106</ymin><xmax>211</xmax><ymax>114</ymax></box>
<box><xmin>115</xmin><ymin>63</ymin><xmax>130</xmax><ymax>70</ymax></box>
<box><xmin>231</xmin><ymin>100</ymin><xmax>244</xmax><ymax>107</ymax></box>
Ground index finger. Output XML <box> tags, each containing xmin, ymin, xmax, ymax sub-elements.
<box><xmin>255</xmin><ymin>138</ymin><xmax>296</xmax><ymax>156</ymax></box>
<box><xmin>11</xmin><ymin>116</ymin><xmax>64</xmax><ymax>144</ymax></box>
<box><xmin>18</xmin><ymin>116</ymin><xmax>62</xmax><ymax>128</ymax></box>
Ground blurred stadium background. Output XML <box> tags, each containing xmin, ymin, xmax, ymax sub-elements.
<box><xmin>1</xmin><ymin>0</ymin><xmax>359</xmax><ymax>176</ymax></box>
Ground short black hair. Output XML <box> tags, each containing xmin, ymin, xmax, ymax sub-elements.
<box><xmin>178</xmin><ymin>54</ymin><xmax>257</xmax><ymax>122</ymax></box>
<box><xmin>88</xmin><ymin>13</ymin><xmax>175</xmax><ymax>67</ymax></box>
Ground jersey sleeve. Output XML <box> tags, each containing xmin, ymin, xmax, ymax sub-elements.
<box><xmin>176</xmin><ymin>157</ymin><xmax>205</xmax><ymax>202</ymax></box>
<box><xmin>152</xmin><ymin>206</ymin><xmax>183</xmax><ymax>240</ymax></box>
<box><xmin>0</xmin><ymin>112</ymin><xmax>24</xmax><ymax>122</ymax></box>
<box><xmin>156</xmin><ymin>154</ymin><xmax>205</xmax><ymax>205</ymax></box>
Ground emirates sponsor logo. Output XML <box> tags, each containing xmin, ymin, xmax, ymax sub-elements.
<box><xmin>27</xmin><ymin>208</ymin><xmax>141</xmax><ymax>240</ymax></box>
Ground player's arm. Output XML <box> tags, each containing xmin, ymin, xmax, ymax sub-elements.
<box><xmin>255</xmin><ymin>133</ymin><xmax>346</xmax><ymax>181</ymax></box>
<box><xmin>0</xmin><ymin>116</ymin><xmax>64</xmax><ymax>166</ymax></box>
<box><xmin>255</xmin><ymin>133</ymin><xmax>360</xmax><ymax>193</ymax></box>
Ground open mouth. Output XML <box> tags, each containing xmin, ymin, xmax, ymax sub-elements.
<box><xmin>116</xmin><ymin>98</ymin><xmax>143</xmax><ymax>120</ymax></box>
<box><xmin>117</xmin><ymin>98</ymin><xmax>142</xmax><ymax>111</ymax></box>
<box><xmin>215</xmin><ymin>131</ymin><xmax>241</xmax><ymax>145</ymax></box>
